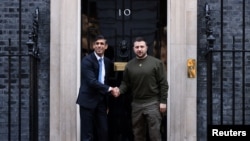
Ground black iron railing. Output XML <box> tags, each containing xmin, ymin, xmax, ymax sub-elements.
<box><xmin>0</xmin><ymin>8</ymin><xmax>40</xmax><ymax>141</ymax></box>
<box><xmin>205</xmin><ymin>2</ymin><xmax>250</xmax><ymax>126</ymax></box>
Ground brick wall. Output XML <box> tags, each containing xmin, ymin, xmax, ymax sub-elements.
<box><xmin>0</xmin><ymin>0</ymin><xmax>50</xmax><ymax>141</ymax></box>
<box><xmin>198</xmin><ymin>0</ymin><xmax>250</xmax><ymax>141</ymax></box>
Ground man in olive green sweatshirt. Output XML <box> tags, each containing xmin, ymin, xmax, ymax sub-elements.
<box><xmin>117</xmin><ymin>36</ymin><xmax>169</xmax><ymax>141</ymax></box>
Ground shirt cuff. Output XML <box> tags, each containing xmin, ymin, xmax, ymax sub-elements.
<box><xmin>108</xmin><ymin>87</ymin><xmax>112</xmax><ymax>92</ymax></box>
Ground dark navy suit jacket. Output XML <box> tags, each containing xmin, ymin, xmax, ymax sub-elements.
<box><xmin>76</xmin><ymin>52</ymin><xmax>114</xmax><ymax>109</ymax></box>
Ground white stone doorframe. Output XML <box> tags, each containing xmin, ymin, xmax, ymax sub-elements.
<box><xmin>50</xmin><ymin>0</ymin><xmax>197</xmax><ymax>141</ymax></box>
<box><xmin>167</xmin><ymin>0</ymin><xmax>197</xmax><ymax>141</ymax></box>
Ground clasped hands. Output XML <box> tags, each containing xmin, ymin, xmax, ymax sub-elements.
<box><xmin>110</xmin><ymin>87</ymin><xmax>120</xmax><ymax>97</ymax></box>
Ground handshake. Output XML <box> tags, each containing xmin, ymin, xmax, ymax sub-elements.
<box><xmin>110</xmin><ymin>87</ymin><xmax>120</xmax><ymax>97</ymax></box>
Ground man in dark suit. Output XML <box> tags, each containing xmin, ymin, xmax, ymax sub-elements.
<box><xmin>76</xmin><ymin>35</ymin><xmax>119</xmax><ymax>141</ymax></box>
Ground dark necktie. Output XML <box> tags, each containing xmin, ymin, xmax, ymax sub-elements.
<box><xmin>98</xmin><ymin>58</ymin><xmax>103</xmax><ymax>83</ymax></box>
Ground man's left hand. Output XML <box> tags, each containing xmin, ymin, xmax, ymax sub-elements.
<box><xmin>160</xmin><ymin>103</ymin><xmax>167</xmax><ymax>113</ymax></box>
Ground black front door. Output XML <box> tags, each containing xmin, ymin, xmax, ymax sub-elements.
<box><xmin>81</xmin><ymin>0</ymin><xmax>167</xmax><ymax>140</ymax></box>
<box><xmin>81</xmin><ymin>0</ymin><xmax>167</xmax><ymax>63</ymax></box>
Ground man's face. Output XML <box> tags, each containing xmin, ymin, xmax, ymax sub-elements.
<box><xmin>133</xmin><ymin>41</ymin><xmax>148</xmax><ymax>59</ymax></box>
<box><xmin>93</xmin><ymin>39</ymin><xmax>108</xmax><ymax>56</ymax></box>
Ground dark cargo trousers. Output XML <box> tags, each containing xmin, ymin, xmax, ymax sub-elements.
<box><xmin>131</xmin><ymin>101</ymin><xmax>162</xmax><ymax>141</ymax></box>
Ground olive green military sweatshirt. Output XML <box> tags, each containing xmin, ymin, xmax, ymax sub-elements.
<box><xmin>119</xmin><ymin>55</ymin><xmax>169</xmax><ymax>104</ymax></box>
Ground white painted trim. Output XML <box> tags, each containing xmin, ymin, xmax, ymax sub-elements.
<box><xmin>167</xmin><ymin>0</ymin><xmax>197</xmax><ymax>141</ymax></box>
<box><xmin>76</xmin><ymin>1</ymin><xmax>81</xmax><ymax>141</ymax></box>
<box><xmin>50</xmin><ymin>0</ymin><xmax>80</xmax><ymax>141</ymax></box>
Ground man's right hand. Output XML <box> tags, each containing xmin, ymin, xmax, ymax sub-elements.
<box><xmin>111</xmin><ymin>87</ymin><xmax>120</xmax><ymax>97</ymax></box>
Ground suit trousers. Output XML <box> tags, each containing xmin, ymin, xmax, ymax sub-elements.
<box><xmin>79</xmin><ymin>100</ymin><xmax>108</xmax><ymax>141</ymax></box>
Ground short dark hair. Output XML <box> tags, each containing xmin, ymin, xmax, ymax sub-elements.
<box><xmin>94</xmin><ymin>34</ymin><xmax>106</xmax><ymax>42</ymax></box>
<box><xmin>133</xmin><ymin>36</ymin><xmax>145</xmax><ymax>42</ymax></box>
<box><xmin>133</xmin><ymin>36</ymin><xmax>147</xmax><ymax>46</ymax></box>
